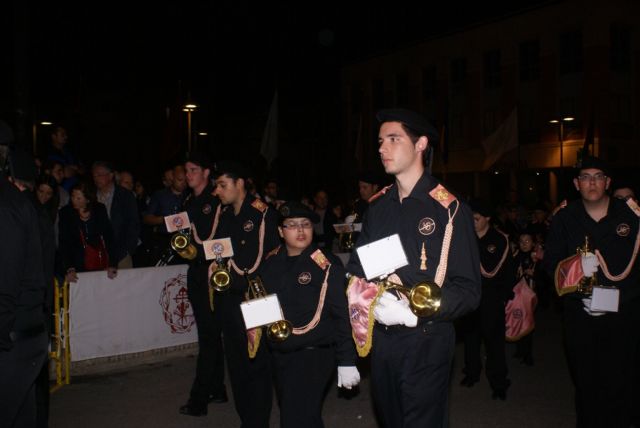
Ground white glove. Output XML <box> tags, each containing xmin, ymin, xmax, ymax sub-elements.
<box><xmin>373</xmin><ymin>292</ymin><xmax>418</xmax><ymax>327</ymax></box>
<box><xmin>581</xmin><ymin>253</ymin><xmax>599</xmax><ymax>277</ymax></box>
<box><xmin>337</xmin><ymin>366</ymin><xmax>360</xmax><ymax>389</ymax></box>
<box><xmin>582</xmin><ymin>298</ymin><xmax>606</xmax><ymax>317</ymax></box>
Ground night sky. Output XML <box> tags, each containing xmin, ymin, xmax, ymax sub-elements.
<box><xmin>4</xmin><ymin>1</ymin><xmax>549</xmax><ymax>194</ymax></box>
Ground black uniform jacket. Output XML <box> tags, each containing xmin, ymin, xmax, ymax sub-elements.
<box><xmin>346</xmin><ymin>173</ymin><xmax>481</xmax><ymax>323</ymax></box>
<box><xmin>479</xmin><ymin>227</ymin><xmax>516</xmax><ymax>302</ymax></box>
<box><xmin>184</xmin><ymin>184</ymin><xmax>220</xmax><ymax>265</ymax></box>
<box><xmin>0</xmin><ymin>177</ymin><xmax>46</xmax><ymax>350</ymax></box>
<box><xmin>259</xmin><ymin>244</ymin><xmax>357</xmax><ymax>365</ymax></box>
<box><xmin>544</xmin><ymin>197</ymin><xmax>640</xmax><ymax>305</ymax></box>
<box><xmin>214</xmin><ymin>194</ymin><xmax>280</xmax><ymax>294</ymax></box>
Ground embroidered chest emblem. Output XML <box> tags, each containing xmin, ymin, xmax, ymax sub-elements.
<box><xmin>243</xmin><ymin>220</ymin><xmax>254</xmax><ymax>232</ymax></box>
<box><xmin>616</xmin><ymin>223</ymin><xmax>630</xmax><ymax>237</ymax></box>
<box><xmin>418</xmin><ymin>217</ymin><xmax>436</xmax><ymax>236</ymax></box>
<box><xmin>298</xmin><ymin>272</ymin><xmax>312</xmax><ymax>285</ymax></box>
<box><xmin>487</xmin><ymin>244</ymin><xmax>497</xmax><ymax>254</ymax></box>
<box><xmin>202</xmin><ymin>204</ymin><xmax>212</xmax><ymax>215</ymax></box>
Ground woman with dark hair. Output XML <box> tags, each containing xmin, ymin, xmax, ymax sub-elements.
<box><xmin>35</xmin><ymin>174</ymin><xmax>60</xmax><ymax>222</ymax></box>
<box><xmin>58</xmin><ymin>180</ymin><xmax>118</xmax><ymax>282</ymax></box>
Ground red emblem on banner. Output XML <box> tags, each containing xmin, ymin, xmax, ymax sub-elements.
<box><xmin>158</xmin><ymin>273</ymin><xmax>195</xmax><ymax>333</ymax></box>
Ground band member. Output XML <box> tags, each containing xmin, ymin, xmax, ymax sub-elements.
<box><xmin>179</xmin><ymin>152</ymin><xmax>227</xmax><ymax>416</ymax></box>
<box><xmin>460</xmin><ymin>199</ymin><xmax>514</xmax><ymax>400</ymax></box>
<box><xmin>346</xmin><ymin>108</ymin><xmax>481</xmax><ymax>427</ymax></box>
<box><xmin>259</xmin><ymin>201</ymin><xmax>360</xmax><ymax>428</ymax></box>
<box><xmin>213</xmin><ymin>161</ymin><xmax>281</xmax><ymax>428</ymax></box>
<box><xmin>544</xmin><ymin>156</ymin><xmax>640</xmax><ymax>428</ymax></box>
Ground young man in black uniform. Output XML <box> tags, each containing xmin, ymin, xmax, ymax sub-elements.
<box><xmin>213</xmin><ymin>161</ymin><xmax>281</xmax><ymax>428</ymax></box>
<box><xmin>460</xmin><ymin>199</ymin><xmax>514</xmax><ymax>400</ymax></box>
<box><xmin>259</xmin><ymin>201</ymin><xmax>359</xmax><ymax>428</ymax></box>
<box><xmin>178</xmin><ymin>152</ymin><xmax>227</xmax><ymax>416</ymax></box>
<box><xmin>0</xmin><ymin>121</ymin><xmax>49</xmax><ymax>428</ymax></box>
<box><xmin>544</xmin><ymin>156</ymin><xmax>640</xmax><ymax>428</ymax></box>
<box><xmin>346</xmin><ymin>109</ymin><xmax>481</xmax><ymax>427</ymax></box>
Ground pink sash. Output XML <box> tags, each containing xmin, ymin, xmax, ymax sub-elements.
<box><xmin>346</xmin><ymin>276</ymin><xmax>382</xmax><ymax>357</ymax></box>
<box><xmin>505</xmin><ymin>277</ymin><xmax>537</xmax><ymax>341</ymax></box>
<box><xmin>554</xmin><ymin>254</ymin><xmax>584</xmax><ymax>296</ymax></box>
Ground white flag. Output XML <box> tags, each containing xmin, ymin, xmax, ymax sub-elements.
<box><xmin>260</xmin><ymin>92</ymin><xmax>278</xmax><ymax>167</ymax></box>
<box><xmin>482</xmin><ymin>108</ymin><xmax>518</xmax><ymax>170</ymax></box>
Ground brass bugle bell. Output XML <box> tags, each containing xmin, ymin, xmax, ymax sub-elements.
<box><xmin>381</xmin><ymin>278</ymin><xmax>442</xmax><ymax>317</ymax></box>
<box><xmin>170</xmin><ymin>231</ymin><xmax>197</xmax><ymax>260</ymax></box>
<box><xmin>210</xmin><ymin>261</ymin><xmax>232</xmax><ymax>292</ymax></box>
<box><xmin>247</xmin><ymin>275</ymin><xmax>292</xmax><ymax>342</ymax></box>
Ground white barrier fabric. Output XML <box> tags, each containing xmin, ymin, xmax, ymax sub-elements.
<box><xmin>69</xmin><ymin>265</ymin><xmax>198</xmax><ymax>361</ymax></box>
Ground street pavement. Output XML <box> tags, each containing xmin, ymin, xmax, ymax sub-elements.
<box><xmin>50</xmin><ymin>306</ymin><xmax>575</xmax><ymax>428</ymax></box>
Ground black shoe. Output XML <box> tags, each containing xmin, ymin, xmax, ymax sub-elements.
<box><xmin>492</xmin><ymin>388</ymin><xmax>507</xmax><ymax>401</ymax></box>
<box><xmin>459</xmin><ymin>376</ymin><xmax>479</xmax><ymax>387</ymax></box>
<box><xmin>179</xmin><ymin>401</ymin><xmax>207</xmax><ymax>417</ymax></box>
<box><xmin>208</xmin><ymin>388</ymin><xmax>228</xmax><ymax>404</ymax></box>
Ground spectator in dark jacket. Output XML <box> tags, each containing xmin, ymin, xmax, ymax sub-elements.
<box><xmin>58</xmin><ymin>181</ymin><xmax>117</xmax><ymax>283</ymax></box>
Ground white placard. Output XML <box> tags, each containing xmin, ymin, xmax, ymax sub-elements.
<box><xmin>590</xmin><ymin>286</ymin><xmax>619</xmax><ymax>312</ymax></box>
<box><xmin>356</xmin><ymin>233</ymin><xmax>408</xmax><ymax>280</ymax></box>
<box><xmin>240</xmin><ymin>295</ymin><xmax>284</xmax><ymax>329</ymax></box>
<box><xmin>203</xmin><ymin>237</ymin><xmax>234</xmax><ymax>260</ymax></box>
<box><xmin>164</xmin><ymin>212</ymin><xmax>190</xmax><ymax>232</ymax></box>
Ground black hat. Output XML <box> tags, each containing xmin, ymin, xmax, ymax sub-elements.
<box><xmin>468</xmin><ymin>198</ymin><xmax>492</xmax><ymax>218</ymax></box>
<box><xmin>11</xmin><ymin>147</ymin><xmax>37</xmax><ymax>182</ymax></box>
<box><xmin>214</xmin><ymin>160</ymin><xmax>249</xmax><ymax>180</ymax></box>
<box><xmin>0</xmin><ymin>120</ymin><xmax>14</xmax><ymax>146</ymax></box>
<box><xmin>185</xmin><ymin>151</ymin><xmax>213</xmax><ymax>170</ymax></box>
<box><xmin>36</xmin><ymin>173</ymin><xmax>58</xmax><ymax>190</ymax></box>
<box><xmin>357</xmin><ymin>170</ymin><xmax>382</xmax><ymax>186</ymax></box>
<box><xmin>611</xmin><ymin>178</ymin><xmax>636</xmax><ymax>194</ymax></box>
<box><xmin>278</xmin><ymin>201</ymin><xmax>320</xmax><ymax>224</ymax></box>
<box><xmin>376</xmin><ymin>108</ymin><xmax>439</xmax><ymax>143</ymax></box>
<box><xmin>575</xmin><ymin>155</ymin><xmax>609</xmax><ymax>177</ymax></box>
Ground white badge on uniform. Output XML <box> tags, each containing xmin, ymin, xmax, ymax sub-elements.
<box><xmin>590</xmin><ymin>286</ymin><xmax>619</xmax><ymax>312</ymax></box>
<box><xmin>356</xmin><ymin>233</ymin><xmax>408</xmax><ymax>280</ymax></box>
<box><xmin>240</xmin><ymin>295</ymin><xmax>284</xmax><ymax>330</ymax></box>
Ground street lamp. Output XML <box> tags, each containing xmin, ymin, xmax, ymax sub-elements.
<box><xmin>549</xmin><ymin>117</ymin><xmax>574</xmax><ymax>169</ymax></box>
<box><xmin>182</xmin><ymin>103</ymin><xmax>198</xmax><ymax>154</ymax></box>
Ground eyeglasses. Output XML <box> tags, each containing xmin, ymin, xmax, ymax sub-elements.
<box><xmin>577</xmin><ymin>173</ymin><xmax>607</xmax><ymax>182</ymax></box>
<box><xmin>282</xmin><ymin>220</ymin><xmax>313</xmax><ymax>230</ymax></box>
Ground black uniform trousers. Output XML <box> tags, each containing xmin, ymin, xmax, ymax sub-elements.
<box><xmin>271</xmin><ymin>346</ymin><xmax>335</xmax><ymax>428</ymax></box>
<box><xmin>217</xmin><ymin>290</ymin><xmax>272</xmax><ymax>428</ymax></box>
<box><xmin>563</xmin><ymin>298</ymin><xmax>639</xmax><ymax>428</ymax></box>
<box><xmin>186</xmin><ymin>264</ymin><xmax>225</xmax><ymax>406</ymax></box>
<box><xmin>0</xmin><ymin>332</ymin><xmax>48</xmax><ymax>428</ymax></box>
<box><xmin>370</xmin><ymin>322</ymin><xmax>455</xmax><ymax>428</ymax></box>
<box><xmin>461</xmin><ymin>297</ymin><xmax>509</xmax><ymax>390</ymax></box>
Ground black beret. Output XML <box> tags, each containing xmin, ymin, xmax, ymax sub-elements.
<box><xmin>278</xmin><ymin>201</ymin><xmax>320</xmax><ymax>224</ymax></box>
<box><xmin>185</xmin><ymin>151</ymin><xmax>213</xmax><ymax>170</ymax></box>
<box><xmin>468</xmin><ymin>198</ymin><xmax>492</xmax><ymax>218</ymax></box>
<box><xmin>376</xmin><ymin>108</ymin><xmax>439</xmax><ymax>143</ymax></box>
<box><xmin>611</xmin><ymin>178</ymin><xmax>635</xmax><ymax>194</ymax></box>
<box><xmin>214</xmin><ymin>160</ymin><xmax>249</xmax><ymax>180</ymax></box>
<box><xmin>0</xmin><ymin>120</ymin><xmax>14</xmax><ymax>146</ymax></box>
<box><xmin>575</xmin><ymin>155</ymin><xmax>609</xmax><ymax>177</ymax></box>
<box><xmin>11</xmin><ymin>147</ymin><xmax>37</xmax><ymax>182</ymax></box>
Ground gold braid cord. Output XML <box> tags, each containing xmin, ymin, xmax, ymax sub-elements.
<box><xmin>595</xmin><ymin>225</ymin><xmax>640</xmax><ymax>282</ymax></box>
<box><xmin>191</xmin><ymin>204</ymin><xmax>221</xmax><ymax>244</ymax></box>
<box><xmin>229</xmin><ymin>210</ymin><xmax>267</xmax><ymax>276</ymax></box>
<box><xmin>480</xmin><ymin>231</ymin><xmax>510</xmax><ymax>278</ymax></box>
<box><xmin>292</xmin><ymin>265</ymin><xmax>331</xmax><ymax>335</ymax></box>
<box><xmin>434</xmin><ymin>200</ymin><xmax>459</xmax><ymax>287</ymax></box>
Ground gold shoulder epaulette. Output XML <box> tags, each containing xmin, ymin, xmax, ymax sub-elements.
<box><xmin>368</xmin><ymin>184</ymin><xmax>393</xmax><ymax>204</ymax></box>
<box><xmin>265</xmin><ymin>245</ymin><xmax>281</xmax><ymax>259</ymax></box>
<box><xmin>626</xmin><ymin>198</ymin><xmax>640</xmax><ymax>218</ymax></box>
<box><xmin>428</xmin><ymin>184</ymin><xmax>457</xmax><ymax>209</ymax></box>
<box><xmin>251</xmin><ymin>198</ymin><xmax>268</xmax><ymax>213</ymax></box>
<box><xmin>310</xmin><ymin>249</ymin><xmax>330</xmax><ymax>270</ymax></box>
